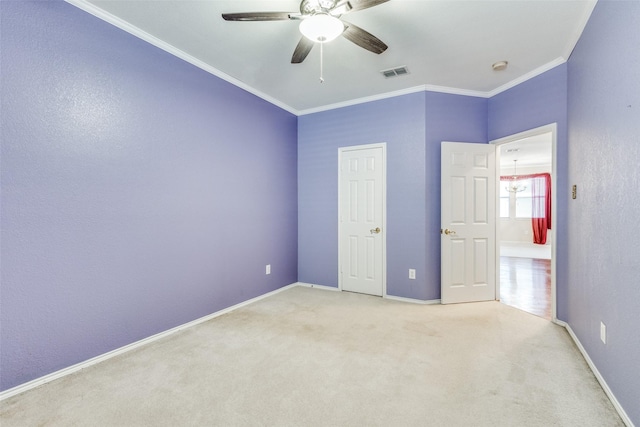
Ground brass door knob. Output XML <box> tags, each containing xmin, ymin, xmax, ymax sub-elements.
<box><xmin>370</xmin><ymin>227</ymin><xmax>381</xmax><ymax>234</ymax></box>
<box><xmin>442</xmin><ymin>228</ymin><xmax>457</xmax><ymax>236</ymax></box>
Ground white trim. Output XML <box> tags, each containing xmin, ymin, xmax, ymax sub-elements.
<box><xmin>0</xmin><ymin>280</ymin><xmax>430</xmax><ymax>401</ymax></box>
<box><xmin>63</xmin><ymin>0</ymin><xmax>298</xmax><ymax>116</ymax></box>
<box><xmin>299</xmin><ymin>86</ymin><xmax>426</xmax><ymax>115</ymax></box>
<box><xmin>423</xmin><ymin>84</ymin><xmax>488</xmax><ymax>99</ymax></box>
<box><xmin>563</xmin><ymin>0</ymin><xmax>598</xmax><ymax>60</ymax></box>
<box><xmin>283</xmin><ymin>58</ymin><xmax>576</xmax><ymax>115</ymax></box>
<box><xmin>384</xmin><ymin>295</ymin><xmax>441</xmax><ymax>305</ymax></box>
<box><xmin>4</xmin><ymin>281</ymin><xmax>632</xmax><ymax>427</ymax></box>
<box><xmin>553</xmin><ymin>320</ymin><xmax>634</xmax><ymax>427</ymax></box>
<box><xmin>296</xmin><ymin>282</ymin><xmax>440</xmax><ymax>305</ymax></box>
<box><xmin>295</xmin><ymin>282</ymin><xmax>340</xmax><ymax>292</ymax></box>
<box><xmin>486</xmin><ymin>58</ymin><xmax>566</xmax><ymax>98</ymax></box>
<box><xmin>64</xmin><ymin>0</ymin><xmax>585</xmax><ymax>116</ymax></box>
<box><xmin>0</xmin><ymin>283</ymin><xmax>298</xmax><ymax>402</ymax></box>
<box><xmin>298</xmin><ymin>84</ymin><xmax>487</xmax><ymax>116</ymax></box>
<box><xmin>490</xmin><ymin>123</ymin><xmax>558</xmax><ymax>321</ymax></box>
<box><xmin>338</xmin><ymin>143</ymin><xmax>387</xmax><ymax>298</ymax></box>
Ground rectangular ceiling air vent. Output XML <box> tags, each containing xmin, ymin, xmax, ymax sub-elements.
<box><xmin>381</xmin><ymin>66</ymin><xmax>409</xmax><ymax>78</ymax></box>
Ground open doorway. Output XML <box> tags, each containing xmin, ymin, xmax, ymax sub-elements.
<box><xmin>492</xmin><ymin>125</ymin><xmax>556</xmax><ymax>320</ymax></box>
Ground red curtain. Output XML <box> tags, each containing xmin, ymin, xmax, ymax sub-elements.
<box><xmin>501</xmin><ymin>172</ymin><xmax>552</xmax><ymax>245</ymax></box>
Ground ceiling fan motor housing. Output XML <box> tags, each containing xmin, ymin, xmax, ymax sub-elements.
<box><xmin>301</xmin><ymin>0</ymin><xmax>340</xmax><ymax>15</ymax></box>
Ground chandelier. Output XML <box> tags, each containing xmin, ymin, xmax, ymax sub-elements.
<box><xmin>505</xmin><ymin>160</ymin><xmax>527</xmax><ymax>193</ymax></box>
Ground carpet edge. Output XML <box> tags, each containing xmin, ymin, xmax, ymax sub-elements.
<box><xmin>0</xmin><ymin>283</ymin><xmax>299</xmax><ymax>401</ymax></box>
<box><xmin>553</xmin><ymin>319</ymin><xmax>634</xmax><ymax>427</ymax></box>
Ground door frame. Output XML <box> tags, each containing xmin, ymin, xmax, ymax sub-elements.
<box><xmin>490</xmin><ymin>123</ymin><xmax>557</xmax><ymax>321</ymax></box>
<box><xmin>337</xmin><ymin>142</ymin><xmax>387</xmax><ymax>297</ymax></box>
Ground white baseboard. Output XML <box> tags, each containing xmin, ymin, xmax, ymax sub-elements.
<box><xmin>10</xmin><ymin>284</ymin><xmax>629</xmax><ymax>427</ymax></box>
<box><xmin>296</xmin><ymin>282</ymin><xmax>441</xmax><ymax>305</ymax></box>
<box><xmin>3</xmin><ymin>281</ymin><xmax>432</xmax><ymax>401</ymax></box>
<box><xmin>295</xmin><ymin>282</ymin><xmax>340</xmax><ymax>292</ymax></box>
<box><xmin>553</xmin><ymin>319</ymin><xmax>634</xmax><ymax>427</ymax></box>
<box><xmin>384</xmin><ymin>294</ymin><xmax>441</xmax><ymax>305</ymax></box>
<box><xmin>0</xmin><ymin>283</ymin><xmax>298</xmax><ymax>402</ymax></box>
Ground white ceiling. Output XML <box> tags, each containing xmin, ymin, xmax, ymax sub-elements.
<box><xmin>68</xmin><ymin>0</ymin><xmax>596</xmax><ymax>115</ymax></box>
<box><xmin>500</xmin><ymin>132</ymin><xmax>553</xmax><ymax>169</ymax></box>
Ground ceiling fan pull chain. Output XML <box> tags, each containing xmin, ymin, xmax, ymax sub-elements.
<box><xmin>320</xmin><ymin>42</ymin><xmax>324</xmax><ymax>83</ymax></box>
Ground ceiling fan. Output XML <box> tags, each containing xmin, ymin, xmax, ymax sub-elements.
<box><xmin>222</xmin><ymin>0</ymin><xmax>389</xmax><ymax>64</ymax></box>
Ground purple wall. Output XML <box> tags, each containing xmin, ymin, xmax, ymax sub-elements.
<box><xmin>298</xmin><ymin>92</ymin><xmax>487</xmax><ymax>300</ymax></box>
<box><xmin>567</xmin><ymin>1</ymin><xmax>640</xmax><ymax>423</ymax></box>
<box><xmin>488</xmin><ymin>64</ymin><xmax>570</xmax><ymax>320</ymax></box>
<box><xmin>0</xmin><ymin>1</ymin><xmax>297</xmax><ymax>391</ymax></box>
<box><xmin>3</xmin><ymin>1</ymin><xmax>637</xmax><ymax>420</ymax></box>
<box><xmin>298</xmin><ymin>93</ymin><xmax>427</xmax><ymax>298</ymax></box>
<box><xmin>425</xmin><ymin>93</ymin><xmax>488</xmax><ymax>298</ymax></box>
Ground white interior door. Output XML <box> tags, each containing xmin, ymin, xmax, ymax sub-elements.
<box><xmin>441</xmin><ymin>142</ymin><xmax>496</xmax><ymax>304</ymax></box>
<box><xmin>339</xmin><ymin>144</ymin><xmax>385</xmax><ymax>296</ymax></box>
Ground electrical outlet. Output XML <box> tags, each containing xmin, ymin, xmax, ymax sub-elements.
<box><xmin>266</xmin><ymin>264</ymin><xmax>271</xmax><ymax>275</ymax></box>
<box><xmin>409</xmin><ymin>269</ymin><xmax>416</xmax><ymax>280</ymax></box>
<box><xmin>600</xmin><ymin>321</ymin><xmax>606</xmax><ymax>344</ymax></box>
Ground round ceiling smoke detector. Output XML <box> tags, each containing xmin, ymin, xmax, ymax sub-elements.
<box><xmin>492</xmin><ymin>61</ymin><xmax>509</xmax><ymax>71</ymax></box>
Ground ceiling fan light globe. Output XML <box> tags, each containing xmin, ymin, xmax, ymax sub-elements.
<box><xmin>299</xmin><ymin>14</ymin><xmax>344</xmax><ymax>43</ymax></box>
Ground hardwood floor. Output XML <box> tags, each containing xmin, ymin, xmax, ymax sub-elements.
<box><xmin>500</xmin><ymin>256</ymin><xmax>551</xmax><ymax>320</ymax></box>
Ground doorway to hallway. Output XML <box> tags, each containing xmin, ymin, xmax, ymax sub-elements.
<box><xmin>492</xmin><ymin>125</ymin><xmax>556</xmax><ymax>320</ymax></box>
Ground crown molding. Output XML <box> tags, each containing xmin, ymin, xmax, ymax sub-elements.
<box><xmin>297</xmin><ymin>85</ymin><xmax>426</xmax><ymax>115</ymax></box>
<box><xmin>564</xmin><ymin>0</ymin><xmax>598</xmax><ymax>59</ymax></box>
<box><xmin>486</xmin><ymin>58</ymin><xmax>567</xmax><ymax>98</ymax></box>
<box><xmin>298</xmin><ymin>84</ymin><xmax>490</xmax><ymax>115</ymax></box>
<box><xmin>64</xmin><ymin>0</ymin><xmax>583</xmax><ymax>116</ymax></box>
<box><xmin>64</xmin><ymin>0</ymin><xmax>299</xmax><ymax>116</ymax></box>
<box><xmin>424</xmin><ymin>84</ymin><xmax>489</xmax><ymax>99</ymax></box>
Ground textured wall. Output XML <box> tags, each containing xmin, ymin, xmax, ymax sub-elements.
<box><xmin>0</xmin><ymin>1</ymin><xmax>298</xmax><ymax>391</ymax></box>
<box><xmin>298</xmin><ymin>91</ymin><xmax>487</xmax><ymax>301</ymax></box>
<box><xmin>488</xmin><ymin>64</ymin><xmax>569</xmax><ymax>319</ymax></box>
<box><xmin>567</xmin><ymin>1</ymin><xmax>640</xmax><ymax>423</ymax></box>
<box><xmin>424</xmin><ymin>92</ymin><xmax>488</xmax><ymax>298</ymax></box>
<box><xmin>298</xmin><ymin>93</ymin><xmax>427</xmax><ymax>299</ymax></box>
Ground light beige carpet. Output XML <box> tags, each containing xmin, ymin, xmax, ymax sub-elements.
<box><xmin>0</xmin><ymin>286</ymin><xmax>623</xmax><ymax>426</ymax></box>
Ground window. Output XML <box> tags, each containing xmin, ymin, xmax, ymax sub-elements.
<box><xmin>499</xmin><ymin>180</ymin><xmax>510</xmax><ymax>218</ymax></box>
<box><xmin>501</xmin><ymin>178</ymin><xmax>546</xmax><ymax>220</ymax></box>
<box><xmin>515</xmin><ymin>179</ymin><xmax>533</xmax><ymax>218</ymax></box>
<box><xmin>499</xmin><ymin>173</ymin><xmax>551</xmax><ymax>244</ymax></box>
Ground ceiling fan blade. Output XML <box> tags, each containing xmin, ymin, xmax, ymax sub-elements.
<box><xmin>342</xmin><ymin>22</ymin><xmax>388</xmax><ymax>54</ymax></box>
<box><xmin>222</xmin><ymin>12</ymin><xmax>295</xmax><ymax>21</ymax></box>
<box><xmin>291</xmin><ymin>36</ymin><xmax>315</xmax><ymax>64</ymax></box>
<box><xmin>345</xmin><ymin>0</ymin><xmax>390</xmax><ymax>13</ymax></box>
